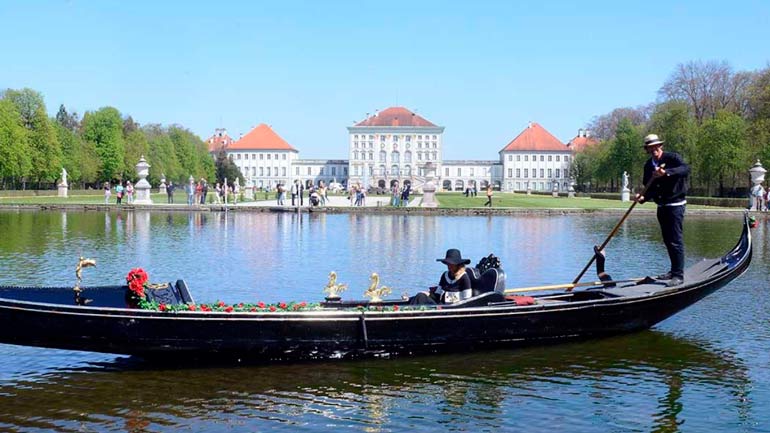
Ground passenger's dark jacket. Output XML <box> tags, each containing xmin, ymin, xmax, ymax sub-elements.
<box><xmin>642</xmin><ymin>152</ymin><xmax>690</xmax><ymax>205</ymax></box>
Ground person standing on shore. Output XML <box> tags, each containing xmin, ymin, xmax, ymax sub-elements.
<box><xmin>484</xmin><ymin>184</ymin><xmax>493</xmax><ymax>207</ymax></box>
<box><xmin>166</xmin><ymin>181</ymin><xmax>175</xmax><ymax>204</ymax></box>
<box><xmin>636</xmin><ymin>134</ymin><xmax>690</xmax><ymax>287</ymax></box>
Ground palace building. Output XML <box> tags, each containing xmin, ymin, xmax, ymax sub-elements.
<box><xmin>209</xmin><ymin>107</ymin><xmax>578</xmax><ymax>193</ymax></box>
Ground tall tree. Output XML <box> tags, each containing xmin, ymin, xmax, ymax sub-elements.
<box><xmin>608</xmin><ymin>119</ymin><xmax>644</xmax><ymax>189</ymax></box>
<box><xmin>214</xmin><ymin>149</ymin><xmax>243</xmax><ymax>185</ymax></box>
<box><xmin>698</xmin><ymin>110</ymin><xmax>748</xmax><ymax>196</ymax></box>
<box><xmin>55</xmin><ymin>104</ymin><xmax>80</xmax><ymax>131</ymax></box>
<box><xmin>659</xmin><ymin>60</ymin><xmax>752</xmax><ymax>124</ymax></box>
<box><xmin>81</xmin><ymin>107</ymin><xmax>126</xmax><ymax>181</ymax></box>
<box><xmin>586</xmin><ymin>106</ymin><xmax>651</xmax><ymax>141</ymax></box>
<box><xmin>0</xmin><ymin>99</ymin><xmax>32</xmax><ymax>186</ymax></box>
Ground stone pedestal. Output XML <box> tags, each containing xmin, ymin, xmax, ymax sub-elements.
<box><xmin>134</xmin><ymin>156</ymin><xmax>153</xmax><ymax>205</ymax></box>
<box><xmin>57</xmin><ymin>183</ymin><xmax>68</xmax><ymax>198</ymax></box>
<box><xmin>621</xmin><ymin>187</ymin><xmax>630</xmax><ymax>202</ymax></box>
<box><xmin>526</xmin><ymin>183</ymin><xmax>532</xmax><ymax>195</ymax></box>
<box><xmin>421</xmin><ymin>162</ymin><xmax>438</xmax><ymax>208</ymax></box>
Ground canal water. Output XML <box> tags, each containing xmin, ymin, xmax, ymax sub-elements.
<box><xmin>0</xmin><ymin>210</ymin><xmax>767</xmax><ymax>432</ymax></box>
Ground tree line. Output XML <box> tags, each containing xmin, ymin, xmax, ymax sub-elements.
<box><xmin>0</xmin><ymin>88</ymin><xmax>216</xmax><ymax>190</ymax></box>
<box><xmin>572</xmin><ymin>60</ymin><xmax>770</xmax><ymax>197</ymax></box>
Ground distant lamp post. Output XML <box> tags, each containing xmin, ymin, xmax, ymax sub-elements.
<box><xmin>133</xmin><ymin>156</ymin><xmax>153</xmax><ymax>205</ymax></box>
<box><xmin>749</xmin><ymin>159</ymin><xmax>766</xmax><ymax>211</ymax></box>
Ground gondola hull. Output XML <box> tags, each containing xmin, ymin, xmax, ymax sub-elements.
<box><xmin>0</xmin><ymin>216</ymin><xmax>752</xmax><ymax>362</ymax></box>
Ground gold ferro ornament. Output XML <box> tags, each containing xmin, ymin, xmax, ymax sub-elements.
<box><xmin>323</xmin><ymin>271</ymin><xmax>348</xmax><ymax>299</ymax></box>
<box><xmin>74</xmin><ymin>256</ymin><xmax>96</xmax><ymax>293</ymax></box>
<box><xmin>363</xmin><ymin>273</ymin><xmax>391</xmax><ymax>303</ymax></box>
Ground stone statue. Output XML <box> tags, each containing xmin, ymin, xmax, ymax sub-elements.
<box><xmin>61</xmin><ymin>167</ymin><xmax>68</xmax><ymax>186</ymax></box>
<box><xmin>622</xmin><ymin>171</ymin><xmax>629</xmax><ymax>190</ymax></box>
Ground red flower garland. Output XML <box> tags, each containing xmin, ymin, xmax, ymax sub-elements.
<box><xmin>126</xmin><ymin>268</ymin><xmax>149</xmax><ymax>299</ymax></box>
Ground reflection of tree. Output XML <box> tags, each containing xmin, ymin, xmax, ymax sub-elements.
<box><xmin>0</xmin><ymin>331</ymin><xmax>750</xmax><ymax>431</ymax></box>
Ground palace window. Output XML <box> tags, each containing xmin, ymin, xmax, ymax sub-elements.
<box><xmin>405</xmin><ymin>151</ymin><xmax>412</xmax><ymax>163</ymax></box>
<box><xmin>548</xmin><ymin>169</ymin><xmax>552</xmax><ymax>178</ymax></box>
<box><xmin>307</xmin><ymin>167</ymin><xmax>312</xmax><ymax>175</ymax></box>
<box><xmin>470</xmin><ymin>168</ymin><xmax>475</xmax><ymax>176</ymax></box>
<box><xmin>540</xmin><ymin>155</ymin><xmax>544</xmax><ymax>162</ymax></box>
<box><xmin>379</xmin><ymin>151</ymin><xmax>387</xmax><ymax>162</ymax></box>
<box><xmin>516</xmin><ymin>169</ymin><xmax>521</xmax><ymax>177</ymax></box>
<box><xmin>524</xmin><ymin>155</ymin><xmax>528</xmax><ymax>162</ymax></box>
<box><xmin>457</xmin><ymin>168</ymin><xmax>462</xmax><ymax>176</ymax></box>
<box><xmin>524</xmin><ymin>169</ymin><xmax>528</xmax><ymax>178</ymax></box>
<box><xmin>540</xmin><ymin>169</ymin><xmax>544</xmax><ymax>178</ymax></box>
<box><xmin>260</xmin><ymin>167</ymin><xmax>264</xmax><ymax>176</ymax></box>
<box><xmin>267</xmin><ymin>154</ymin><xmax>271</xmax><ymax>160</ymax></box>
<box><xmin>332</xmin><ymin>167</ymin><xmax>336</xmax><ymax>176</ymax></box>
<box><xmin>516</xmin><ymin>155</ymin><xmax>521</xmax><ymax>162</ymax></box>
<box><xmin>556</xmin><ymin>155</ymin><xmax>560</xmax><ymax>162</ymax></box>
<box><xmin>391</xmin><ymin>151</ymin><xmax>400</xmax><ymax>163</ymax></box>
<box><xmin>267</xmin><ymin>167</ymin><xmax>271</xmax><ymax>176</ymax></box>
<box><xmin>445</xmin><ymin>167</ymin><xmax>450</xmax><ymax>176</ymax></box>
<box><xmin>508</xmin><ymin>168</ymin><xmax>512</xmax><ymax>177</ymax></box>
<box><xmin>295</xmin><ymin>167</ymin><xmax>299</xmax><ymax>175</ymax></box>
<box><xmin>260</xmin><ymin>154</ymin><xmax>264</xmax><ymax>160</ymax></box>
<box><xmin>282</xmin><ymin>167</ymin><xmax>286</xmax><ymax>176</ymax></box>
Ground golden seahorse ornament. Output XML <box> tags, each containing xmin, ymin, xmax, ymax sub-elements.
<box><xmin>74</xmin><ymin>256</ymin><xmax>96</xmax><ymax>293</ymax></box>
<box><xmin>323</xmin><ymin>271</ymin><xmax>348</xmax><ymax>299</ymax></box>
<box><xmin>363</xmin><ymin>273</ymin><xmax>391</xmax><ymax>303</ymax></box>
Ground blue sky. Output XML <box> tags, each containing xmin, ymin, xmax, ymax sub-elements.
<box><xmin>1</xmin><ymin>0</ymin><xmax>768</xmax><ymax>159</ymax></box>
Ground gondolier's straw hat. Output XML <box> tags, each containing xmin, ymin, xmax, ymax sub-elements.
<box><xmin>643</xmin><ymin>134</ymin><xmax>665</xmax><ymax>148</ymax></box>
<box><xmin>437</xmin><ymin>249</ymin><xmax>471</xmax><ymax>266</ymax></box>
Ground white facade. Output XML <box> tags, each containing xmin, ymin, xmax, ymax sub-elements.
<box><xmin>440</xmin><ymin>160</ymin><xmax>503</xmax><ymax>191</ymax></box>
<box><xmin>291</xmin><ymin>159</ymin><xmax>349</xmax><ymax>187</ymax></box>
<box><xmin>229</xmin><ymin>149</ymin><xmax>298</xmax><ymax>189</ymax></box>
<box><xmin>500</xmin><ymin>151</ymin><xmax>572</xmax><ymax>192</ymax></box>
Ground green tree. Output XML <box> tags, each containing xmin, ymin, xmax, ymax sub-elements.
<box><xmin>0</xmin><ymin>99</ymin><xmax>32</xmax><ymax>186</ymax></box>
<box><xmin>698</xmin><ymin>110</ymin><xmax>748</xmax><ymax>196</ymax></box>
<box><xmin>214</xmin><ymin>149</ymin><xmax>243</xmax><ymax>185</ymax></box>
<box><xmin>607</xmin><ymin>119</ymin><xmax>644</xmax><ymax>189</ymax></box>
<box><xmin>124</xmin><ymin>129</ymin><xmax>150</xmax><ymax>180</ymax></box>
<box><xmin>81</xmin><ymin>107</ymin><xmax>126</xmax><ymax>181</ymax></box>
<box><xmin>648</xmin><ymin>101</ymin><xmax>700</xmax><ymax>188</ymax></box>
<box><xmin>145</xmin><ymin>124</ymin><xmax>180</xmax><ymax>184</ymax></box>
<box><xmin>55</xmin><ymin>104</ymin><xmax>80</xmax><ymax>131</ymax></box>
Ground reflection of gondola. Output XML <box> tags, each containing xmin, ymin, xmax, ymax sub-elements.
<box><xmin>0</xmin><ymin>216</ymin><xmax>752</xmax><ymax>362</ymax></box>
<box><xmin>0</xmin><ymin>332</ymin><xmax>750</xmax><ymax>431</ymax></box>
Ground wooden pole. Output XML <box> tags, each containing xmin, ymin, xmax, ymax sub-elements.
<box><xmin>503</xmin><ymin>277</ymin><xmax>645</xmax><ymax>294</ymax></box>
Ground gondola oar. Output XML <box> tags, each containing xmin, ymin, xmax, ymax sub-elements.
<box><xmin>569</xmin><ymin>165</ymin><xmax>664</xmax><ymax>289</ymax></box>
<box><xmin>504</xmin><ymin>277</ymin><xmax>646</xmax><ymax>294</ymax></box>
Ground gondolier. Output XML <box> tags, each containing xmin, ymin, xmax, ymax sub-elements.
<box><xmin>637</xmin><ymin>134</ymin><xmax>690</xmax><ymax>287</ymax></box>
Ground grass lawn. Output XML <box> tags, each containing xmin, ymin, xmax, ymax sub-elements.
<box><xmin>0</xmin><ymin>192</ymin><xmax>187</xmax><ymax>205</ymax></box>
<box><xmin>435</xmin><ymin>192</ymin><xmax>718</xmax><ymax>210</ymax></box>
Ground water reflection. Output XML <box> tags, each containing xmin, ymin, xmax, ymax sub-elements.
<box><xmin>0</xmin><ymin>332</ymin><xmax>750</xmax><ymax>432</ymax></box>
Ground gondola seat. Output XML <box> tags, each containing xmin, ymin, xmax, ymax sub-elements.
<box><xmin>466</xmin><ymin>267</ymin><xmax>507</xmax><ymax>297</ymax></box>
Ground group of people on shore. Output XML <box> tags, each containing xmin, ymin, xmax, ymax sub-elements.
<box><xmin>272</xmin><ymin>180</ymin><xmax>329</xmax><ymax>208</ymax></box>
<box><xmin>390</xmin><ymin>182</ymin><xmax>412</xmax><ymax>207</ymax></box>
<box><xmin>103</xmin><ymin>181</ymin><xmax>134</xmax><ymax>205</ymax></box>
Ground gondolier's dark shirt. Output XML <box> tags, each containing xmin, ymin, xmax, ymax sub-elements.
<box><xmin>642</xmin><ymin>152</ymin><xmax>690</xmax><ymax>205</ymax></box>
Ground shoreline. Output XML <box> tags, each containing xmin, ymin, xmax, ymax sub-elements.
<box><xmin>0</xmin><ymin>203</ymin><xmax>754</xmax><ymax>217</ymax></box>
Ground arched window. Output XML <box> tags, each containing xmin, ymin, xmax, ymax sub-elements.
<box><xmin>404</xmin><ymin>165</ymin><xmax>411</xmax><ymax>176</ymax></box>
<box><xmin>454</xmin><ymin>180</ymin><xmax>464</xmax><ymax>190</ymax></box>
<box><xmin>353</xmin><ymin>151</ymin><xmax>358</xmax><ymax>160</ymax></box>
<box><xmin>379</xmin><ymin>151</ymin><xmax>387</xmax><ymax>162</ymax></box>
<box><xmin>391</xmin><ymin>151</ymin><xmax>400</xmax><ymax>163</ymax></box>
<box><xmin>379</xmin><ymin>165</ymin><xmax>386</xmax><ymax>176</ymax></box>
<box><xmin>404</xmin><ymin>151</ymin><xmax>412</xmax><ymax>163</ymax></box>
<box><xmin>391</xmin><ymin>164</ymin><xmax>399</xmax><ymax>176</ymax></box>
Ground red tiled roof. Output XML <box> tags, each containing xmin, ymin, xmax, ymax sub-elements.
<box><xmin>227</xmin><ymin>124</ymin><xmax>297</xmax><ymax>151</ymax></box>
<box><xmin>500</xmin><ymin>123</ymin><xmax>567</xmax><ymax>152</ymax></box>
<box><xmin>355</xmin><ymin>107</ymin><xmax>436</xmax><ymax>127</ymax></box>
<box><xmin>568</xmin><ymin>135</ymin><xmax>600</xmax><ymax>152</ymax></box>
<box><xmin>206</xmin><ymin>130</ymin><xmax>236</xmax><ymax>153</ymax></box>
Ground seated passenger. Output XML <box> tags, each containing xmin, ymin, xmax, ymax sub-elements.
<box><xmin>594</xmin><ymin>245</ymin><xmax>616</xmax><ymax>288</ymax></box>
<box><xmin>410</xmin><ymin>249</ymin><xmax>473</xmax><ymax>305</ymax></box>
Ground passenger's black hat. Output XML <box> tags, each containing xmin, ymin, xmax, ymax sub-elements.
<box><xmin>437</xmin><ymin>249</ymin><xmax>471</xmax><ymax>265</ymax></box>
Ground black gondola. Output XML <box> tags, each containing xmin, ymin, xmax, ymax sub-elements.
<box><xmin>0</xmin><ymin>215</ymin><xmax>752</xmax><ymax>362</ymax></box>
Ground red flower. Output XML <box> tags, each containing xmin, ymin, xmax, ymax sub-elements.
<box><xmin>217</xmin><ymin>300</ymin><xmax>226</xmax><ymax>307</ymax></box>
<box><xmin>299</xmin><ymin>302</ymin><xmax>307</xmax><ymax>308</ymax></box>
<box><xmin>250</xmin><ymin>307</ymin><xmax>256</xmax><ymax>312</ymax></box>
<box><xmin>224</xmin><ymin>306</ymin><xmax>233</xmax><ymax>313</ymax></box>
<box><xmin>237</xmin><ymin>303</ymin><xmax>244</xmax><ymax>308</ymax></box>
<box><xmin>269</xmin><ymin>306</ymin><xmax>277</xmax><ymax>312</ymax></box>
<box><xmin>257</xmin><ymin>302</ymin><xmax>265</xmax><ymax>308</ymax></box>
<box><xmin>126</xmin><ymin>268</ymin><xmax>149</xmax><ymax>299</ymax></box>
<box><xmin>393</xmin><ymin>305</ymin><xmax>399</xmax><ymax>311</ymax></box>
<box><xmin>188</xmin><ymin>304</ymin><xmax>197</xmax><ymax>311</ymax></box>
<box><xmin>159</xmin><ymin>304</ymin><xmax>167</xmax><ymax>312</ymax></box>
<box><xmin>279</xmin><ymin>302</ymin><xmax>287</xmax><ymax>309</ymax></box>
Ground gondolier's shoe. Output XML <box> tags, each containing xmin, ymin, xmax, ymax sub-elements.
<box><xmin>666</xmin><ymin>277</ymin><xmax>683</xmax><ymax>287</ymax></box>
<box><xmin>656</xmin><ymin>272</ymin><xmax>673</xmax><ymax>280</ymax></box>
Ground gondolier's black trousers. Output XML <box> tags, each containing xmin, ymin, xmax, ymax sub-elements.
<box><xmin>657</xmin><ymin>204</ymin><xmax>685</xmax><ymax>278</ymax></box>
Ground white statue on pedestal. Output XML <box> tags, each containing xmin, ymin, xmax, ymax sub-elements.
<box><xmin>621</xmin><ymin>170</ymin><xmax>631</xmax><ymax>202</ymax></box>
